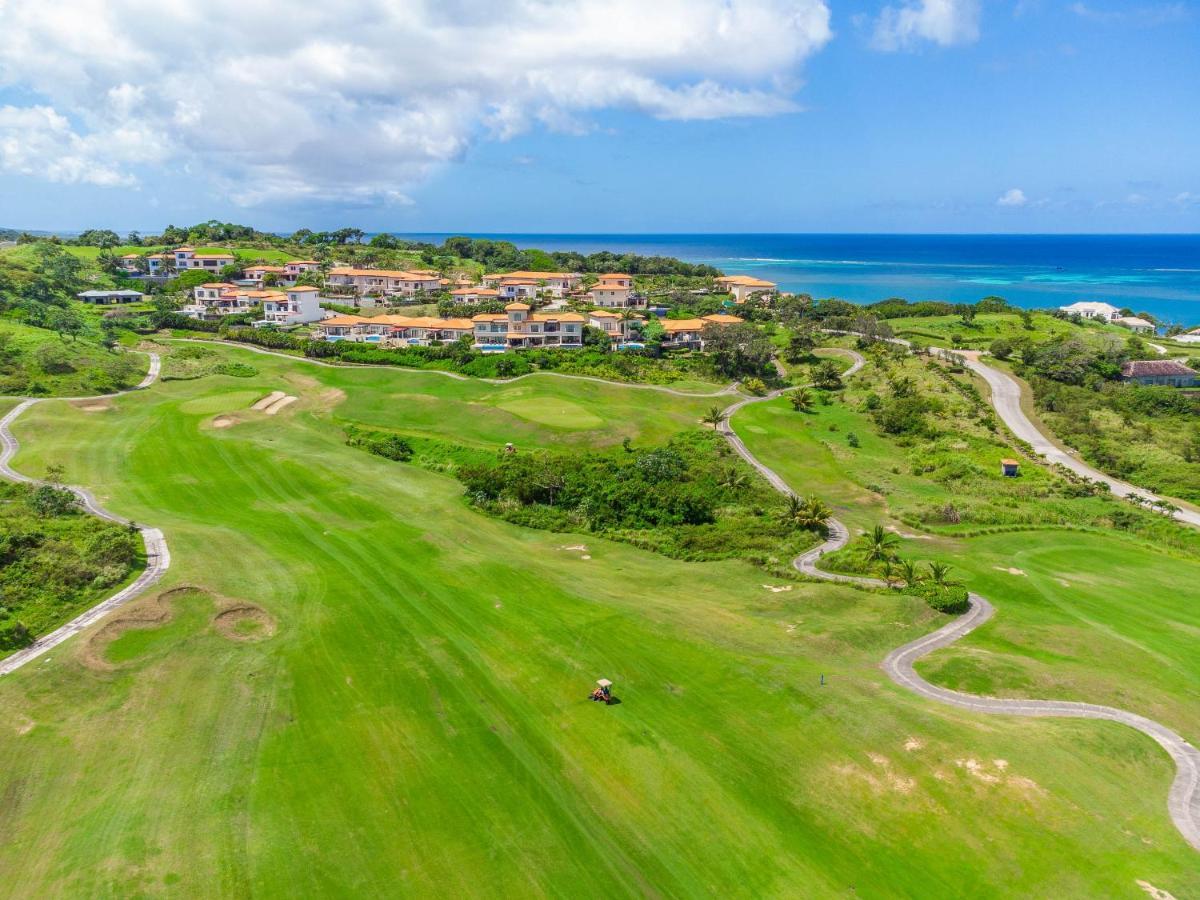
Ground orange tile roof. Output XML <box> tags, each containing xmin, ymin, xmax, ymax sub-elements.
<box><xmin>288</xmin><ymin>286</ymin><xmax>319</xmax><ymax>293</ymax></box>
<box><xmin>328</xmin><ymin>267</ymin><xmax>440</xmax><ymax>279</ymax></box>
<box><xmin>716</xmin><ymin>275</ymin><xmax>776</xmax><ymax>288</ymax></box>
<box><xmin>532</xmin><ymin>312</ymin><xmax>585</xmax><ymax>322</ymax></box>
<box><xmin>245</xmin><ymin>265</ymin><xmax>285</xmax><ymax>272</ymax></box>
<box><xmin>596</xmin><ymin>273</ymin><xmax>631</xmax><ymax>280</ymax></box>
<box><xmin>702</xmin><ymin>314</ymin><xmax>744</xmax><ymax>323</ymax></box>
<box><xmin>451</xmin><ymin>287</ymin><xmax>498</xmax><ymax>296</ymax></box>
<box><xmin>197</xmin><ymin>282</ymin><xmax>228</xmax><ymax>289</ymax></box>
<box><xmin>319</xmin><ymin>314</ymin><xmax>372</xmax><ymax>326</ymax></box>
<box><xmin>504</xmin><ymin>302</ymin><xmax>530</xmax><ymax>311</ymax></box>
<box><xmin>490</xmin><ymin>270</ymin><xmax>577</xmax><ymax>280</ymax></box>
<box><xmin>472</xmin><ymin>314</ymin><xmax>509</xmax><ymax>322</ymax></box>
<box><xmin>286</xmin><ymin>260</ymin><xmax>319</xmax><ymax>265</ymax></box>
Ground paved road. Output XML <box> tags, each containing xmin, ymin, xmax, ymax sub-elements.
<box><xmin>0</xmin><ymin>353</ymin><xmax>170</xmax><ymax>677</ymax></box>
<box><xmin>960</xmin><ymin>353</ymin><xmax>1200</xmax><ymax>529</ymax></box>
<box><xmin>722</xmin><ymin>347</ymin><xmax>1200</xmax><ymax>853</ymax></box>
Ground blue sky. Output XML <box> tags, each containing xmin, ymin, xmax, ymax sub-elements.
<box><xmin>0</xmin><ymin>0</ymin><xmax>1196</xmax><ymax>233</ymax></box>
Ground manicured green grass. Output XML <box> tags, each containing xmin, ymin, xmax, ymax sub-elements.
<box><xmin>732</xmin><ymin>361</ymin><xmax>1200</xmax><ymax>740</ymax></box>
<box><xmin>0</xmin><ymin>344</ymin><xmax>1196</xmax><ymax>896</ymax></box>
<box><xmin>0</xmin><ymin>320</ymin><xmax>149</xmax><ymax>396</ymax></box>
<box><xmin>886</xmin><ymin>312</ymin><xmax>1117</xmax><ymax>348</ymax></box>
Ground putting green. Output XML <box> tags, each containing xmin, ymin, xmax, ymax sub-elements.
<box><xmin>494</xmin><ymin>397</ymin><xmax>604</xmax><ymax>429</ymax></box>
<box><xmin>177</xmin><ymin>390</ymin><xmax>267</xmax><ymax>415</ymax></box>
<box><xmin>0</xmin><ymin>343</ymin><xmax>1196</xmax><ymax>897</ymax></box>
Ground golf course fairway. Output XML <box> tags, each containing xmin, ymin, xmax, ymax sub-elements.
<box><xmin>0</xmin><ymin>342</ymin><xmax>1196</xmax><ymax>898</ymax></box>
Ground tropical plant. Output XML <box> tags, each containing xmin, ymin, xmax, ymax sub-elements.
<box><xmin>779</xmin><ymin>494</ymin><xmax>831</xmax><ymax>532</ymax></box>
<box><xmin>926</xmin><ymin>561</ymin><xmax>958</xmax><ymax>587</ymax></box>
<box><xmin>898</xmin><ymin>558</ymin><xmax>921</xmax><ymax>589</ymax></box>
<box><xmin>810</xmin><ymin>359</ymin><xmax>843</xmax><ymax>390</ymax></box>
<box><xmin>860</xmin><ymin>524</ymin><xmax>899</xmax><ymax>563</ymax></box>
<box><xmin>789</xmin><ymin>387</ymin><xmax>814</xmax><ymax>412</ymax></box>
<box><xmin>702</xmin><ymin>406</ymin><xmax>726</xmax><ymax>428</ymax></box>
<box><xmin>719</xmin><ymin>467</ymin><xmax>749</xmax><ymax>490</ymax></box>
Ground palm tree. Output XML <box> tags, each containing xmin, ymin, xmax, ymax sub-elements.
<box><xmin>898</xmin><ymin>559</ymin><xmax>922</xmax><ymax>589</ymax></box>
<box><xmin>860</xmin><ymin>524</ymin><xmax>900</xmax><ymax>563</ymax></box>
<box><xmin>779</xmin><ymin>494</ymin><xmax>831</xmax><ymax>532</ymax></box>
<box><xmin>880</xmin><ymin>559</ymin><xmax>898</xmax><ymax>588</ymax></box>
<box><xmin>720</xmin><ymin>467</ymin><xmax>749</xmax><ymax>490</ymax></box>
<box><xmin>789</xmin><ymin>387</ymin><xmax>814</xmax><ymax>413</ymax></box>
<box><xmin>702</xmin><ymin>406</ymin><xmax>726</xmax><ymax>428</ymax></box>
<box><xmin>926</xmin><ymin>561</ymin><xmax>957</xmax><ymax>587</ymax></box>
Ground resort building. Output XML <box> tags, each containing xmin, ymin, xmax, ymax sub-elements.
<box><xmin>716</xmin><ymin>275</ymin><xmax>778</xmax><ymax>303</ymax></box>
<box><xmin>472</xmin><ymin>303</ymin><xmax>585</xmax><ymax>351</ymax></box>
<box><xmin>660</xmin><ymin>314</ymin><xmax>744</xmax><ymax>349</ymax></box>
<box><xmin>1059</xmin><ymin>301</ymin><xmax>1121</xmax><ymax>322</ymax></box>
<box><xmin>284</xmin><ymin>260</ymin><xmax>321</xmax><ymax>278</ymax></box>
<box><xmin>589</xmin><ymin>274</ymin><xmax>638</xmax><ymax>308</ymax></box>
<box><xmin>182</xmin><ymin>283</ymin><xmax>248</xmax><ymax>319</ymax></box>
<box><xmin>326</xmin><ymin>268</ymin><xmax>442</xmax><ymax>296</ymax></box>
<box><xmin>1120</xmin><ymin>359</ymin><xmax>1198</xmax><ymax>387</ymax></box>
<box><xmin>1172</xmin><ymin>328</ymin><xmax>1200</xmax><ymax>344</ymax></box>
<box><xmin>258</xmin><ymin>286</ymin><xmax>326</xmax><ymax>326</ymax></box>
<box><xmin>243</xmin><ymin>265</ymin><xmax>286</xmax><ymax>285</ymax></box>
<box><xmin>450</xmin><ymin>287</ymin><xmax>500</xmax><ymax>304</ymax></box>
<box><xmin>1114</xmin><ymin>316</ymin><xmax>1155</xmax><ymax>334</ymax></box>
<box><xmin>587</xmin><ymin>310</ymin><xmax>644</xmax><ymax>345</ymax></box>
<box><xmin>77</xmin><ymin>289</ymin><xmax>145</xmax><ymax>305</ymax></box>
<box><xmin>117</xmin><ymin>254</ymin><xmax>143</xmax><ymax>273</ymax></box>
<box><xmin>312</xmin><ymin>314</ymin><xmax>474</xmax><ymax>345</ymax></box>
<box><xmin>481</xmin><ymin>271</ymin><xmax>582</xmax><ymax>298</ymax></box>
<box><xmin>173</xmin><ymin>247</ymin><xmax>237</xmax><ymax>271</ymax></box>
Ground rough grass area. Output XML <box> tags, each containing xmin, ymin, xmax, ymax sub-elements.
<box><xmin>0</xmin><ymin>480</ymin><xmax>143</xmax><ymax>650</ymax></box>
<box><xmin>0</xmin><ymin>341</ymin><xmax>1196</xmax><ymax>896</ymax></box>
<box><xmin>0</xmin><ymin>320</ymin><xmax>148</xmax><ymax>396</ymax></box>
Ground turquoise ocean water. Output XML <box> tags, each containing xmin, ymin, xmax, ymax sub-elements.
<box><xmin>402</xmin><ymin>233</ymin><xmax>1200</xmax><ymax>326</ymax></box>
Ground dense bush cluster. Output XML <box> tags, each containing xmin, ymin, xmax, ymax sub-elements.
<box><xmin>0</xmin><ymin>481</ymin><xmax>141</xmax><ymax>644</ymax></box>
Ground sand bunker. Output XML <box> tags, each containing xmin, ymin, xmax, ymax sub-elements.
<box><xmin>212</xmin><ymin>415</ymin><xmax>237</xmax><ymax>429</ymax></box>
<box><xmin>251</xmin><ymin>391</ymin><xmax>286</xmax><ymax>410</ymax></box>
<box><xmin>264</xmin><ymin>395</ymin><xmax>297</xmax><ymax>415</ymax></box>
<box><xmin>993</xmin><ymin>566</ymin><xmax>1027</xmax><ymax>576</ymax></box>
<box><xmin>71</xmin><ymin>399</ymin><xmax>112</xmax><ymax>412</ymax></box>
<box><xmin>212</xmin><ymin>603</ymin><xmax>277</xmax><ymax>642</ymax></box>
<box><xmin>78</xmin><ymin>586</ymin><xmax>192</xmax><ymax>671</ymax></box>
<box><xmin>761</xmin><ymin>584</ymin><xmax>793</xmax><ymax>593</ymax></box>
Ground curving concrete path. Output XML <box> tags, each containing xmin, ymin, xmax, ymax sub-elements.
<box><xmin>960</xmin><ymin>352</ymin><xmax>1200</xmax><ymax>529</ymax></box>
<box><xmin>721</xmin><ymin>347</ymin><xmax>1200</xmax><ymax>852</ymax></box>
<box><xmin>0</xmin><ymin>354</ymin><xmax>170</xmax><ymax>677</ymax></box>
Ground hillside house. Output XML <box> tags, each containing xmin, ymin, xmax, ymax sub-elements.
<box><xmin>472</xmin><ymin>303</ymin><xmax>585</xmax><ymax>351</ymax></box>
<box><xmin>182</xmin><ymin>283</ymin><xmax>248</xmax><ymax>319</ymax></box>
<box><xmin>173</xmin><ymin>247</ymin><xmax>236</xmax><ymax>271</ymax></box>
<box><xmin>588</xmin><ymin>310</ymin><xmax>644</xmax><ymax>345</ymax></box>
<box><xmin>1114</xmin><ymin>316</ymin><xmax>1155</xmax><ymax>334</ymax></box>
<box><xmin>481</xmin><ymin>271</ymin><xmax>581</xmax><ymax>297</ymax></box>
<box><xmin>284</xmin><ymin>260</ymin><xmax>320</xmax><ymax>278</ymax></box>
<box><xmin>1120</xmin><ymin>359</ymin><xmax>1198</xmax><ymax>387</ymax></box>
<box><xmin>77</xmin><ymin>289</ymin><xmax>145</xmax><ymax>305</ymax></box>
<box><xmin>312</xmin><ymin>314</ymin><xmax>473</xmax><ymax>345</ymax></box>
<box><xmin>450</xmin><ymin>287</ymin><xmax>500</xmax><ymax>304</ymax></box>
<box><xmin>243</xmin><ymin>265</ymin><xmax>285</xmax><ymax>286</ymax></box>
<box><xmin>327</xmin><ymin>268</ymin><xmax>441</xmax><ymax>296</ymax></box>
<box><xmin>716</xmin><ymin>275</ymin><xmax>778</xmax><ymax>303</ymax></box>
<box><xmin>589</xmin><ymin>274</ymin><xmax>638</xmax><ymax>308</ymax></box>
<box><xmin>258</xmin><ymin>286</ymin><xmax>326</xmax><ymax>326</ymax></box>
<box><xmin>1059</xmin><ymin>301</ymin><xmax>1121</xmax><ymax>322</ymax></box>
<box><xmin>660</xmin><ymin>314</ymin><xmax>744</xmax><ymax>349</ymax></box>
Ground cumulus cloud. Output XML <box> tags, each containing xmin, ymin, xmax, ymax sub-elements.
<box><xmin>0</xmin><ymin>0</ymin><xmax>833</xmax><ymax>206</ymax></box>
<box><xmin>871</xmin><ymin>0</ymin><xmax>982</xmax><ymax>50</ymax></box>
<box><xmin>996</xmin><ymin>188</ymin><xmax>1028</xmax><ymax>207</ymax></box>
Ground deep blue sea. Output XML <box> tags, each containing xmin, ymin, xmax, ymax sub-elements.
<box><xmin>400</xmin><ymin>233</ymin><xmax>1200</xmax><ymax>326</ymax></box>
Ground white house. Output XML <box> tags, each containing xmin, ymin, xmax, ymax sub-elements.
<box><xmin>660</xmin><ymin>313</ymin><xmax>744</xmax><ymax>349</ymax></box>
<box><xmin>481</xmin><ymin>271</ymin><xmax>582</xmax><ymax>298</ymax></box>
<box><xmin>1171</xmin><ymin>328</ymin><xmax>1200</xmax><ymax>344</ymax></box>
<box><xmin>173</xmin><ymin>246</ymin><xmax>237</xmax><ymax>271</ymax></box>
<box><xmin>258</xmin><ymin>286</ymin><xmax>326</xmax><ymax>326</ymax></box>
<box><xmin>449</xmin><ymin>287</ymin><xmax>500</xmax><ymax>304</ymax></box>
<box><xmin>183</xmin><ymin>283</ymin><xmax>249</xmax><ymax>319</ymax></box>
<box><xmin>327</xmin><ymin>268</ymin><xmax>442</xmax><ymax>296</ymax></box>
<box><xmin>589</xmin><ymin>274</ymin><xmax>638</xmax><ymax>308</ymax></box>
<box><xmin>284</xmin><ymin>260</ymin><xmax>321</xmax><ymax>279</ymax></box>
<box><xmin>588</xmin><ymin>310</ymin><xmax>643</xmax><ymax>345</ymax></box>
<box><xmin>1059</xmin><ymin>301</ymin><xmax>1121</xmax><ymax>322</ymax></box>
<box><xmin>1113</xmin><ymin>316</ymin><xmax>1155</xmax><ymax>334</ymax></box>
<box><xmin>716</xmin><ymin>275</ymin><xmax>777</xmax><ymax>304</ymax></box>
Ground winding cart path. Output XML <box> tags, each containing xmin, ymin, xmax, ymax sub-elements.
<box><xmin>0</xmin><ymin>354</ymin><xmax>170</xmax><ymax>677</ymax></box>
<box><xmin>718</xmin><ymin>348</ymin><xmax>1200</xmax><ymax>852</ymax></box>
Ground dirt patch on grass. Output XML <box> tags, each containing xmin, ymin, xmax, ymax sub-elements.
<box><xmin>70</xmin><ymin>399</ymin><xmax>113</xmax><ymax>412</ymax></box>
<box><xmin>315</xmin><ymin>387</ymin><xmax>346</xmax><ymax>412</ymax></box>
<box><xmin>77</xmin><ymin>586</ymin><xmax>195</xmax><ymax>672</ymax></box>
<box><xmin>212</xmin><ymin>603</ymin><xmax>276</xmax><ymax>642</ymax></box>
<box><xmin>1136</xmin><ymin>880</ymin><xmax>1178</xmax><ymax>900</ymax></box>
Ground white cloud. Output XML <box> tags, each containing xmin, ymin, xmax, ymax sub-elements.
<box><xmin>0</xmin><ymin>0</ymin><xmax>833</xmax><ymax>206</ymax></box>
<box><xmin>1069</xmin><ymin>2</ymin><xmax>1189</xmax><ymax>26</ymax></box>
<box><xmin>871</xmin><ymin>0</ymin><xmax>981</xmax><ymax>50</ymax></box>
<box><xmin>996</xmin><ymin>188</ymin><xmax>1028</xmax><ymax>207</ymax></box>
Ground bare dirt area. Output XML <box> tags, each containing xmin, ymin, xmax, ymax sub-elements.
<box><xmin>212</xmin><ymin>603</ymin><xmax>277</xmax><ymax>642</ymax></box>
<box><xmin>70</xmin><ymin>399</ymin><xmax>112</xmax><ymax>413</ymax></box>
<box><xmin>211</xmin><ymin>415</ymin><xmax>238</xmax><ymax>429</ymax></box>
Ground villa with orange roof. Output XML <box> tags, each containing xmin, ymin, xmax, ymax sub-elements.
<box><xmin>284</xmin><ymin>260</ymin><xmax>321</xmax><ymax>278</ymax></box>
<box><xmin>587</xmin><ymin>310</ymin><xmax>644</xmax><ymax>345</ymax></box>
<box><xmin>312</xmin><ymin>314</ymin><xmax>474</xmax><ymax>345</ymax></box>
<box><xmin>183</xmin><ymin>282</ymin><xmax>247</xmax><ymax>319</ymax></box>
<box><xmin>243</xmin><ymin>264</ymin><xmax>286</xmax><ymax>286</ymax></box>
<box><xmin>327</xmin><ymin>267</ymin><xmax>442</xmax><ymax>296</ymax></box>
<box><xmin>588</xmin><ymin>273</ymin><xmax>639</xmax><ymax>308</ymax></box>
<box><xmin>660</xmin><ymin>314</ymin><xmax>744</xmax><ymax>349</ymax></box>
<box><xmin>716</xmin><ymin>275</ymin><xmax>777</xmax><ymax>303</ymax></box>
<box><xmin>450</xmin><ymin>286</ymin><xmax>500</xmax><ymax>304</ymax></box>
<box><xmin>481</xmin><ymin>271</ymin><xmax>582</xmax><ymax>298</ymax></box>
<box><xmin>472</xmin><ymin>303</ymin><xmax>585</xmax><ymax>351</ymax></box>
